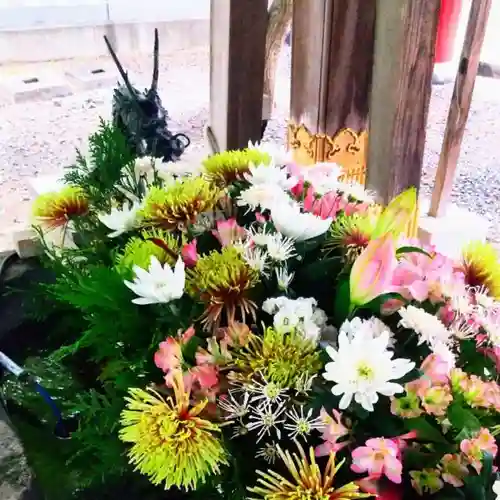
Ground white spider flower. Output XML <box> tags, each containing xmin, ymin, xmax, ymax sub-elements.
<box><xmin>247</xmin><ymin>226</ymin><xmax>274</xmax><ymax>247</ymax></box>
<box><xmin>247</xmin><ymin>140</ymin><xmax>293</xmax><ymax>166</ymax></box>
<box><xmin>246</xmin><ymin>375</ymin><xmax>289</xmax><ymax>405</ymax></box>
<box><xmin>398</xmin><ymin>305</ymin><xmax>451</xmax><ymax>348</ymax></box>
<box><xmin>97</xmin><ymin>202</ymin><xmax>141</xmax><ymax>238</ymax></box>
<box><xmin>242</xmin><ymin>244</ymin><xmax>269</xmax><ymax>275</ymax></box>
<box><xmin>244</xmin><ymin>161</ymin><xmax>297</xmax><ymax>190</ymax></box>
<box><xmin>247</xmin><ymin>401</ymin><xmax>287</xmax><ymax>443</ymax></box>
<box><xmin>271</xmin><ymin>202</ymin><xmax>332</xmax><ymax>241</ymax></box>
<box><xmin>323</xmin><ymin>330</ymin><xmax>415</xmax><ymax>412</ymax></box>
<box><xmin>265</xmin><ymin>233</ymin><xmax>297</xmax><ymax>262</ymax></box>
<box><xmin>284</xmin><ymin>406</ymin><xmax>323</xmax><ymax>440</ymax></box>
<box><xmin>231</xmin><ymin>423</ymin><xmax>250</xmax><ymax>439</ymax></box>
<box><xmin>124</xmin><ymin>256</ymin><xmax>185</xmax><ymax>305</ymax></box>
<box><xmin>256</xmin><ymin>441</ymin><xmax>279</xmax><ymax>464</ymax></box>
<box><xmin>275</xmin><ymin>267</ymin><xmax>295</xmax><ymax>291</ymax></box>
<box><xmin>218</xmin><ymin>390</ymin><xmax>250</xmax><ymax>420</ymax></box>
<box><xmin>339</xmin><ymin>317</ymin><xmax>395</xmax><ymax>347</ymax></box>
<box><xmin>237</xmin><ymin>184</ymin><xmax>291</xmax><ymax>213</ymax></box>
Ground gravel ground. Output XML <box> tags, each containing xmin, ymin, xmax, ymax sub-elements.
<box><xmin>0</xmin><ymin>45</ymin><xmax>499</xmax><ymax>250</ymax></box>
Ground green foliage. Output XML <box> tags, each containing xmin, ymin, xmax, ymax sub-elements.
<box><xmin>63</xmin><ymin>119</ymin><xmax>137</xmax><ymax>210</ymax></box>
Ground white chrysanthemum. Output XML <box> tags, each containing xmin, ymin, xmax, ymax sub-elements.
<box><xmin>398</xmin><ymin>305</ymin><xmax>451</xmax><ymax>347</ymax></box>
<box><xmin>492</xmin><ymin>479</ymin><xmax>500</xmax><ymax>500</ymax></box>
<box><xmin>262</xmin><ymin>296</ymin><xmax>328</xmax><ymax>343</ymax></box>
<box><xmin>156</xmin><ymin>159</ymin><xmax>203</xmax><ymax>178</ymax></box>
<box><xmin>297</xmin><ymin>163</ymin><xmax>343</xmax><ymax>195</ymax></box>
<box><xmin>237</xmin><ymin>184</ymin><xmax>291</xmax><ymax>212</ymax></box>
<box><xmin>247</xmin><ymin>226</ymin><xmax>273</xmax><ymax>247</ymax></box>
<box><xmin>323</xmin><ymin>331</ymin><xmax>415</xmax><ymax>412</ymax></box>
<box><xmin>247</xmin><ymin>140</ymin><xmax>293</xmax><ymax>166</ymax></box>
<box><xmin>124</xmin><ymin>256</ymin><xmax>185</xmax><ymax>305</ymax></box>
<box><xmin>340</xmin><ymin>317</ymin><xmax>394</xmax><ymax>347</ymax></box>
<box><xmin>265</xmin><ymin>233</ymin><xmax>296</xmax><ymax>262</ymax></box>
<box><xmin>244</xmin><ymin>161</ymin><xmax>296</xmax><ymax>189</ymax></box>
<box><xmin>338</xmin><ymin>181</ymin><xmax>376</xmax><ymax>203</ymax></box>
<box><xmin>97</xmin><ymin>201</ymin><xmax>141</xmax><ymax>238</ymax></box>
<box><xmin>240</xmin><ymin>244</ymin><xmax>269</xmax><ymax>275</ymax></box>
<box><xmin>133</xmin><ymin>156</ymin><xmax>156</xmax><ymax>183</ymax></box>
<box><xmin>271</xmin><ymin>202</ymin><xmax>332</xmax><ymax>241</ymax></box>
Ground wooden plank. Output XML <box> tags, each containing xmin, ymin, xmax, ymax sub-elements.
<box><xmin>429</xmin><ymin>0</ymin><xmax>492</xmax><ymax>217</ymax></box>
<box><xmin>324</xmin><ymin>0</ymin><xmax>376</xmax><ymax>135</ymax></box>
<box><xmin>290</xmin><ymin>0</ymin><xmax>330</xmax><ymax>133</ymax></box>
<box><xmin>366</xmin><ymin>0</ymin><xmax>441</xmax><ymax>204</ymax></box>
<box><xmin>208</xmin><ymin>0</ymin><xmax>267</xmax><ymax>152</ymax></box>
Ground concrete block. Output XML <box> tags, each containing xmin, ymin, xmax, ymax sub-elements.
<box><xmin>66</xmin><ymin>65</ymin><xmax>118</xmax><ymax>91</ymax></box>
<box><xmin>418</xmin><ymin>198</ymin><xmax>490</xmax><ymax>260</ymax></box>
<box><xmin>12</xmin><ymin>228</ymin><xmax>42</xmax><ymax>259</ymax></box>
<box><xmin>0</xmin><ymin>72</ymin><xmax>72</xmax><ymax>104</ymax></box>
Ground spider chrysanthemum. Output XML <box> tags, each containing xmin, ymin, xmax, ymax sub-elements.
<box><xmin>248</xmin><ymin>441</ymin><xmax>371</xmax><ymax>500</ymax></box>
<box><xmin>188</xmin><ymin>246</ymin><xmax>259</xmax><ymax>330</ymax></box>
<box><xmin>461</xmin><ymin>241</ymin><xmax>500</xmax><ymax>299</ymax></box>
<box><xmin>117</xmin><ymin>228</ymin><xmax>181</xmax><ymax>270</ymax></box>
<box><xmin>203</xmin><ymin>149</ymin><xmax>271</xmax><ymax>186</ymax></box>
<box><xmin>233</xmin><ymin>327</ymin><xmax>322</xmax><ymax>390</ymax></box>
<box><xmin>140</xmin><ymin>179</ymin><xmax>220</xmax><ymax>230</ymax></box>
<box><xmin>32</xmin><ymin>186</ymin><xmax>88</xmax><ymax>229</ymax></box>
<box><xmin>325</xmin><ymin>213</ymin><xmax>377</xmax><ymax>263</ymax></box>
<box><xmin>119</xmin><ymin>374</ymin><xmax>227</xmax><ymax>491</ymax></box>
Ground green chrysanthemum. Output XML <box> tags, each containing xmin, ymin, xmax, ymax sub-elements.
<box><xmin>119</xmin><ymin>374</ymin><xmax>227</xmax><ymax>491</ymax></box>
<box><xmin>325</xmin><ymin>212</ymin><xmax>378</xmax><ymax>263</ymax></box>
<box><xmin>233</xmin><ymin>327</ymin><xmax>322</xmax><ymax>389</ymax></box>
<box><xmin>140</xmin><ymin>178</ymin><xmax>220</xmax><ymax>230</ymax></box>
<box><xmin>32</xmin><ymin>186</ymin><xmax>89</xmax><ymax>229</ymax></box>
<box><xmin>188</xmin><ymin>246</ymin><xmax>259</xmax><ymax>331</ymax></box>
<box><xmin>117</xmin><ymin>228</ymin><xmax>181</xmax><ymax>270</ymax></box>
<box><xmin>203</xmin><ymin>149</ymin><xmax>271</xmax><ymax>186</ymax></box>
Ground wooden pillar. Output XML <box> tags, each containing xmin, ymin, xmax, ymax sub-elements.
<box><xmin>208</xmin><ymin>0</ymin><xmax>268</xmax><ymax>152</ymax></box>
<box><xmin>288</xmin><ymin>0</ymin><xmax>376</xmax><ymax>183</ymax></box>
<box><xmin>429</xmin><ymin>0</ymin><xmax>492</xmax><ymax>217</ymax></box>
<box><xmin>366</xmin><ymin>0</ymin><xmax>441</xmax><ymax>204</ymax></box>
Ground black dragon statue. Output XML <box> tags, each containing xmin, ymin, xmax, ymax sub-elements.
<box><xmin>103</xmin><ymin>29</ymin><xmax>190</xmax><ymax>162</ymax></box>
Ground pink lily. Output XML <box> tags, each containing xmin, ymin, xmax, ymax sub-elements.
<box><xmin>212</xmin><ymin>218</ymin><xmax>246</xmax><ymax>247</ymax></box>
<box><xmin>350</xmin><ymin>234</ymin><xmax>398</xmax><ymax>307</ymax></box>
<box><xmin>303</xmin><ymin>188</ymin><xmax>346</xmax><ymax>220</ymax></box>
<box><xmin>351</xmin><ymin>438</ymin><xmax>403</xmax><ymax>484</ymax></box>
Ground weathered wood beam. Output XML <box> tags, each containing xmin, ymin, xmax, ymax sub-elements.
<box><xmin>429</xmin><ymin>0</ymin><xmax>492</xmax><ymax>217</ymax></box>
<box><xmin>208</xmin><ymin>0</ymin><xmax>267</xmax><ymax>152</ymax></box>
<box><xmin>288</xmin><ymin>0</ymin><xmax>376</xmax><ymax>174</ymax></box>
<box><xmin>366</xmin><ymin>0</ymin><xmax>441</xmax><ymax>204</ymax></box>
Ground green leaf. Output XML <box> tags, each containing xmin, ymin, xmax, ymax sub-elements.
<box><xmin>447</xmin><ymin>402</ymin><xmax>482</xmax><ymax>438</ymax></box>
<box><xmin>404</xmin><ymin>417</ymin><xmax>449</xmax><ymax>443</ymax></box>
<box><xmin>396</xmin><ymin>246</ymin><xmax>433</xmax><ymax>258</ymax></box>
<box><xmin>333</xmin><ymin>279</ymin><xmax>351</xmax><ymax>326</ymax></box>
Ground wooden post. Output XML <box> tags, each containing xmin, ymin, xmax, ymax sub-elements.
<box><xmin>366</xmin><ymin>0</ymin><xmax>441</xmax><ymax>204</ymax></box>
<box><xmin>288</xmin><ymin>0</ymin><xmax>376</xmax><ymax>183</ymax></box>
<box><xmin>429</xmin><ymin>0</ymin><xmax>492</xmax><ymax>217</ymax></box>
<box><xmin>208</xmin><ymin>0</ymin><xmax>268</xmax><ymax>152</ymax></box>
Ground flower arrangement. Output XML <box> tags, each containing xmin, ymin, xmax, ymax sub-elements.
<box><xmin>5</xmin><ymin>121</ymin><xmax>500</xmax><ymax>499</ymax></box>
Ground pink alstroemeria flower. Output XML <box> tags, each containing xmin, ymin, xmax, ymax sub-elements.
<box><xmin>351</xmin><ymin>438</ymin><xmax>403</xmax><ymax>484</ymax></box>
<box><xmin>391</xmin><ymin>244</ymin><xmax>463</xmax><ymax>303</ymax></box>
<box><xmin>315</xmin><ymin>408</ymin><xmax>351</xmax><ymax>456</ymax></box>
<box><xmin>181</xmin><ymin>239</ymin><xmax>199</xmax><ymax>267</ymax></box>
<box><xmin>212</xmin><ymin>218</ymin><xmax>246</xmax><ymax>247</ymax></box>
<box><xmin>350</xmin><ymin>234</ymin><xmax>398</xmax><ymax>307</ymax></box>
<box><xmin>460</xmin><ymin>428</ymin><xmax>498</xmax><ymax>473</ymax></box>
<box><xmin>303</xmin><ymin>188</ymin><xmax>346</xmax><ymax>220</ymax></box>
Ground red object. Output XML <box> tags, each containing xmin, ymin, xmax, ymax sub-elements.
<box><xmin>434</xmin><ymin>0</ymin><xmax>463</xmax><ymax>63</ymax></box>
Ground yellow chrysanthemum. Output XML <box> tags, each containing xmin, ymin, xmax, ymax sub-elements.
<box><xmin>32</xmin><ymin>186</ymin><xmax>88</xmax><ymax>229</ymax></box>
<box><xmin>140</xmin><ymin>178</ymin><xmax>220</xmax><ymax>230</ymax></box>
<box><xmin>203</xmin><ymin>149</ymin><xmax>271</xmax><ymax>186</ymax></box>
<box><xmin>188</xmin><ymin>246</ymin><xmax>259</xmax><ymax>331</ymax></box>
<box><xmin>248</xmin><ymin>441</ymin><xmax>372</xmax><ymax>500</ymax></box>
<box><xmin>461</xmin><ymin>241</ymin><xmax>500</xmax><ymax>299</ymax></box>
<box><xmin>119</xmin><ymin>374</ymin><xmax>227</xmax><ymax>491</ymax></box>
<box><xmin>117</xmin><ymin>228</ymin><xmax>181</xmax><ymax>270</ymax></box>
<box><xmin>233</xmin><ymin>327</ymin><xmax>322</xmax><ymax>389</ymax></box>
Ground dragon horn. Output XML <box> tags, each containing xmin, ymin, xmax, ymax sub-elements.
<box><xmin>103</xmin><ymin>35</ymin><xmax>137</xmax><ymax>99</ymax></box>
<box><xmin>151</xmin><ymin>28</ymin><xmax>159</xmax><ymax>92</ymax></box>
